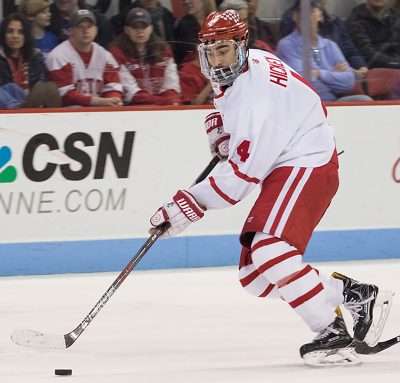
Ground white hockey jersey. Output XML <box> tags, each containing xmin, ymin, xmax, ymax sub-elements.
<box><xmin>188</xmin><ymin>49</ymin><xmax>335</xmax><ymax>210</ymax></box>
<box><xmin>46</xmin><ymin>40</ymin><xmax>123</xmax><ymax>104</ymax></box>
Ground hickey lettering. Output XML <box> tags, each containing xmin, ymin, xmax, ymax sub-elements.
<box><xmin>265</xmin><ymin>57</ymin><xmax>288</xmax><ymax>88</ymax></box>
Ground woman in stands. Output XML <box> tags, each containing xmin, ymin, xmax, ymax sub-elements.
<box><xmin>0</xmin><ymin>13</ymin><xmax>60</xmax><ymax>108</ymax></box>
<box><xmin>109</xmin><ymin>7</ymin><xmax>181</xmax><ymax>105</ymax></box>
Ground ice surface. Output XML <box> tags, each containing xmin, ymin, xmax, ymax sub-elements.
<box><xmin>1</xmin><ymin>260</ymin><xmax>400</xmax><ymax>382</ymax></box>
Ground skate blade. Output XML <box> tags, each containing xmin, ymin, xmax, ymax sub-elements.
<box><xmin>364</xmin><ymin>290</ymin><xmax>395</xmax><ymax>347</ymax></box>
<box><xmin>303</xmin><ymin>347</ymin><xmax>362</xmax><ymax>367</ymax></box>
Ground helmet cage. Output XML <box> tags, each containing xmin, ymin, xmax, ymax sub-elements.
<box><xmin>198</xmin><ymin>40</ymin><xmax>247</xmax><ymax>86</ymax></box>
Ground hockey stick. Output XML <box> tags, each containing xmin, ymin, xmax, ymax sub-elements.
<box><xmin>11</xmin><ymin>155</ymin><xmax>220</xmax><ymax>349</ymax></box>
<box><xmin>355</xmin><ymin>336</ymin><xmax>400</xmax><ymax>355</ymax></box>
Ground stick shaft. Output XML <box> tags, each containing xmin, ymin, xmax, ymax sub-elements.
<box><xmin>66</xmin><ymin>155</ymin><xmax>220</xmax><ymax>346</ymax></box>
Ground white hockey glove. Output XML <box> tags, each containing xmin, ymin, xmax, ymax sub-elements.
<box><xmin>150</xmin><ymin>190</ymin><xmax>205</xmax><ymax>239</ymax></box>
<box><xmin>204</xmin><ymin>111</ymin><xmax>230</xmax><ymax>160</ymax></box>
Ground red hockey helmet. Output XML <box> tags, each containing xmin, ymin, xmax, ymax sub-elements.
<box><xmin>198</xmin><ymin>10</ymin><xmax>248</xmax><ymax>86</ymax></box>
<box><xmin>198</xmin><ymin>10</ymin><xmax>248</xmax><ymax>44</ymax></box>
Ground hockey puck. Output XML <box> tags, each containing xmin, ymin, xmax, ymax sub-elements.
<box><xmin>55</xmin><ymin>369</ymin><xmax>72</xmax><ymax>376</ymax></box>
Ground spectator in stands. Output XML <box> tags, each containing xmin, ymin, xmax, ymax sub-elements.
<box><xmin>174</xmin><ymin>0</ymin><xmax>217</xmax><ymax>64</ymax></box>
<box><xmin>18</xmin><ymin>0</ymin><xmax>58</xmax><ymax>59</ymax></box>
<box><xmin>0</xmin><ymin>13</ymin><xmax>61</xmax><ymax>109</ymax></box>
<box><xmin>280</xmin><ymin>0</ymin><xmax>369</xmax><ymax>80</ymax></box>
<box><xmin>2</xmin><ymin>1</ymin><xmax>18</xmax><ymax>18</ymax></box>
<box><xmin>109</xmin><ymin>7</ymin><xmax>181</xmax><ymax>105</ymax></box>
<box><xmin>281</xmin><ymin>0</ymin><xmax>321</xmax><ymax>37</ymax></box>
<box><xmin>117</xmin><ymin>1</ymin><xmax>130</xmax><ymax>13</ymax></box>
<box><xmin>276</xmin><ymin>0</ymin><xmax>372</xmax><ymax>102</ymax></box>
<box><xmin>179</xmin><ymin>50</ymin><xmax>213</xmax><ymax>105</ymax></box>
<box><xmin>219</xmin><ymin>0</ymin><xmax>274</xmax><ymax>52</ymax></box>
<box><xmin>46</xmin><ymin>9</ymin><xmax>123</xmax><ymax>107</ymax></box>
<box><xmin>246</xmin><ymin>0</ymin><xmax>280</xmax><ymax>51</ymax></box>
<box><xmin>347</xmin><ymin>0</ymin><xmax>400</xmax><ymax>69</ymax></box>
<box><xmin>392</xmin><ymin>0</ymin><xmax>400</xmax><ymax>13</ymax></box>
<box><xmin>48</xmin><ymin>0</ymin><xmax>114</xmax><ymax>48</ymax></box>
<box><xmin>281</xmin><ymin>0</ymin><xmax>400</xmax><ymax>100</ymax></box>
<box><xmin>118</xmin><ymin>0</ymin><xmax>138</xmax><ymax>13</ymax></box>
<box><xmin>219</xmin><ymin>0</ymin><xmax>247</xmax><ymax>18</ymax></box>
<box><xmin>87</xmin><ymin>0</ymin><xmax>112</xmax><ymax>14</ymax></box>
<box><xmin>110</xmin><ymin>0</ymin><xmax>176</xmax><ymax>50</ymax></box>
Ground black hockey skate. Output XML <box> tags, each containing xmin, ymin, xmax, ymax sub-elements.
<box><xmin>300</xmin><ymin>310</ymin><xmax>358</xmax><ymax>366</ymax></box>
<box><xmin>332</xmin><ymin>272</ymin><xmax>379</xmax><ymax>343</ymax></box>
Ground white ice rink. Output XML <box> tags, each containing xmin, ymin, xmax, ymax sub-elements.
<box><xmin>1</xmin><ymin>259</ymin><xmax>400</xmax><ymax>382</ymax></box>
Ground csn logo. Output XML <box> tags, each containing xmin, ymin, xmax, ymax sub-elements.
<box><xmin>393</xmin><ymin>157</ymin><xmax>400</xmax><ymax>183</ymax></box>
<box><xmin>22</xmin><ymin>131</ymin><xmax>135</xmax><ymax>182</ymax></box>
<box><xmin>0</xmin><ymin>146</ymin><xmax>17</xmax><ymax>183</ymax></box>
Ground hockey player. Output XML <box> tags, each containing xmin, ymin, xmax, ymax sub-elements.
<box><xmin>149</xmin><ymin>10</ymin><xmax>383</xmax><ymax>365</ymax></box>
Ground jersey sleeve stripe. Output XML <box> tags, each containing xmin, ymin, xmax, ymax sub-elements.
<box><xmin>59</xmin><ymin>85</ymin><xmax>75</xmax><ymax>97</ymax></box>
<box><xmin>102</xmin><ymin>82</ymin><xmax>123</xmax><ymax>93</ymax></box>
<box><xmin>209</xmin><ymin>176</ymin><xmax>239</xmax><ymax>205</ymax></box>
<box><xmin>229</xmin><ymin>160</ymin><xmax>260</xmax><ymax>183</ymax></box>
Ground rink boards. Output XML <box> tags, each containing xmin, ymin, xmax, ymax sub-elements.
<box><xmin>0</xmin><ymin>105</ymin><xmax>399</xmax><ymax>276</ymax></box>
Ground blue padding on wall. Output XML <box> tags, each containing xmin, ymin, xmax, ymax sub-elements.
<box><xmin>0</xmin><ymin>229</ymin><xmax>399</xmax><ymax>276</ymax></box>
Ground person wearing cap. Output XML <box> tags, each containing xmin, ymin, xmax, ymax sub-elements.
<box><xmin>109</xmin><ymin>7</ymin><xmax>182</xmax><ymax>105</ymax></box>
<box><xmin>48</xmin><ymin>0</ymin><xmax>114</xmax><ymax>48</ymax></box>
<box><xmin>276</xmin><ymin>0</ymin><xmax>372</xmax><ymax>102</ymax></box>
<box><xmin>110</xmin><ymin>0</ymin><xmax>176</xmax><ymax>50</ymax></box>
<box><xmin>46</xmin><ymin>9</ymin><xmax>123</xmax><ymax>107</ymax></box>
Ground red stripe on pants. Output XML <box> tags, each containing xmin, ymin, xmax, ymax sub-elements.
<box><xmin>270</xmin><ymin>168</ymin><xmax>307</xmax><ymax>234</ymax></box>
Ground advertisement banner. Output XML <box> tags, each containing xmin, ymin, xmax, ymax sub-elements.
<box><xmin>1</xmin><ymin>105</ymin><xmax>399</xmax><ymax>275</ymax></box>
<box><xmin>0</xmin><ymin>110</ymin><xmax>212</xmax><ymax>243</ymax></box>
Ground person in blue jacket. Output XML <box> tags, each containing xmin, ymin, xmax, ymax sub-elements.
<box><xmin>280</xmin><ymin>0</ymin><xmax>369</xmax><ymax>80</ymax></box>
<box><xmin>276</xmin><ymin>0</ymin><xmax>371</xmax><ymax>101</ymax></box>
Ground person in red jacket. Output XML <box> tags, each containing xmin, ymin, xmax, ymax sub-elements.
<box><xmin>109</xmin><ymin>7</ymin><xmax>182</xmax><ymax>105</ymax></box>
<box><xmin>179</xmin><ymin>52</ymin><xmax>213</xmax><ymax>105</ymax></box>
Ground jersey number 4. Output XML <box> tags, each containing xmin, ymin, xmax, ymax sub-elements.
<box><xmin>237</xmin><ymin>140</ymin><xmax>250</xmax><ymax>162</ymax></box>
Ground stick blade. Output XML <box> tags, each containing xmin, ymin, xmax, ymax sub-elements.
<box><xmin>11</xmin><ymin>329</ymin><xmax>67</xmax><ymax>349</ymax></box>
